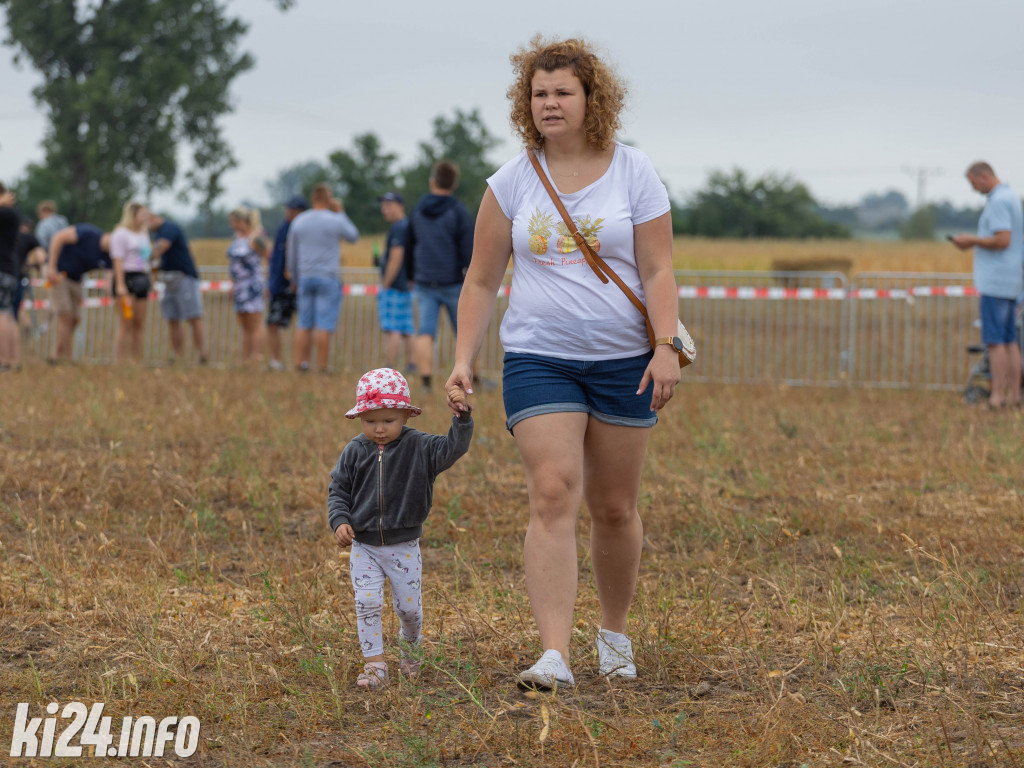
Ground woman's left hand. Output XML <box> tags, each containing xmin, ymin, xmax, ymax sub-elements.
<box><xmin>637</xmin><ymin>346</ymin><xmax>681</xmax><ymax>411</ymax></box>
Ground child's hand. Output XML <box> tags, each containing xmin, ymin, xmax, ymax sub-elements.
<box><xmin>334</xmin><ymin>524</ymin><xmax>354</xmax><ymax>547</ymax></box>
<box><xmin>446</xmin><ymin>383</ymin><xmax>472</xmax><ymax>414</ymax></box>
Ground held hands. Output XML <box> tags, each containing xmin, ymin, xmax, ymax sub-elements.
<box><xmin>334</xmin><ymin>524</ymin><xmax>355</xmax><ymax>548</ymax></box>
<box><xmin>637</xmin><ymin>345</ymin><xmax>682</xmax><ymax>411</ymax></box>
<box><xmin>444</xmin><ymin>366</ymin><xmax>474</xmax><ymax>416</ymax></box>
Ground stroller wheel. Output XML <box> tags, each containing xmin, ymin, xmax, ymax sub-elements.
<box><xmin>964</xmin><ymin>384</ymin><xmax>989</xmax><ymax>404</ymax></box>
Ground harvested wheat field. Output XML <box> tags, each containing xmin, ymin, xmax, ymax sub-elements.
<box><xmin>2</xmin><ymin>364</ymin><xmax>1023</xmax><ymax>767</ymax></box>
<box><xmin>190</xmin><ymin>236</ymin><xmax>973</xmax><ymax>275</ymax></box>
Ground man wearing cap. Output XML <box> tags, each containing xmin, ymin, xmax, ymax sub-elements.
<box><xmin>148</xmin><ymin>211</ymin><xmax>208</xmax><ymax>365</ymax></box>
<box><xmin>266</xmin><ymin>194</ymin><xmax>307</xmax><ymax>370</ymax></box>
<box><xmin>378</xmin><ymin>192</ymin><xmax>416</xmax><ymax>370</ymax></box>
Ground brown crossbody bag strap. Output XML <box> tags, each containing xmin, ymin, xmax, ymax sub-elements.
<box><xmin>527</xmin><ymin>149</ymin><xmax>658</xmax><ymax>348</ymax></box>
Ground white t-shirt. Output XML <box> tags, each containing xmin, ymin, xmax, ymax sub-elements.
<box><xmin>110</xmin><ymin>227</ymin><xmax>152</xmax><ymax>273</ymax></box>
<box><xmin>487</xmin><ymin>142</ymin><xmax>671</xmax><ymax>360</ymax></box>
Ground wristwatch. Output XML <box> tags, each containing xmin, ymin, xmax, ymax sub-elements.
<box><xmin>654</xmin><ymin>336</ymin><xmax>685</xmax><ymax>353</ymax></box>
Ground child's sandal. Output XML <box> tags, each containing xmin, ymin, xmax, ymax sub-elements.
<box><xmin>356</xmin><ymin>661</ymin><xmax>388</xmax><ymax>690</ymax></box>
<box><xmin>398</xmin><ymin>637</ymin><xmax>422</xmax><ymax>677</ymax></box>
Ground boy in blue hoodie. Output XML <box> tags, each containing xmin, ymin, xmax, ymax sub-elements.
<box><xmin>328</xmin><ymin>367</ymin><xmax>473</xmax><ymax>690</ymax></box>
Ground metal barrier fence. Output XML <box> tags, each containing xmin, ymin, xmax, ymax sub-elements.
<box><xmin>18</xmin><ymin>267</ymin><xmax>981</xmax><ymax>391</ymax></box>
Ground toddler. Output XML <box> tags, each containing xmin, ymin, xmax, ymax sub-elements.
<box><xmin>328</xmin><ymin>368</ymin><xmax>473</xmax><ymax>690</ymax></box>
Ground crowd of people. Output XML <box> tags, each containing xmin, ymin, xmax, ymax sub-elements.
<box><xmin>0</xmin><ymin>168</ymin><xmax>470</xmax><ymax>385</ymax></box>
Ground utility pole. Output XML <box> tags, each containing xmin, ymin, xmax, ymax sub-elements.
<box><xmin>902</xmin><ymin>166</ymin><xmax>944</xmax><ymax>210</ymax></box>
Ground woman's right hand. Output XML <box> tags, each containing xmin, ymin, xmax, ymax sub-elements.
<box><xmin>444</xmin><ymin>363</ymin><xmax>475</xmax><ymax>415</ymax></box>
<box><xmin>45</xmin><ymin>266</ymin><xmax>62</xmax><ymax>285</ymax></box>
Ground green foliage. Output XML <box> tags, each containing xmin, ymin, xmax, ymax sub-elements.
<box><xmin>401</xmin><ymin>108</ymin><xmax>501</xmax><ymax>216</ymax></box>
<box><xmin>678</xmin><ymin>168</ymin><xmax>850</xmax><ymax>239</ymax></box>
<box><xmin>327</xmin><ymin>133</ymin><xmax>401</xmax><ymax>233</ymax></box>
<box><xmin>257</xmin><ymin>110</ymin><xmax>501</xmax><ymax>235</ymax></box>
<box><xmin>899</xmin><ymin>205</ymin><xmax>937</xmax><ymax>241</ymax></box>
<box><xmin>0</xmin><ymin>0</ymin><xmax>289</xmax><ymax>225</ymax></box>
<box><xmin>263</xmin><ymin>160</ymin><xmax>331</xmax><ymax>207</ymax></box>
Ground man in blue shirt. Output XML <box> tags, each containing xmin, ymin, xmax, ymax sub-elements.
<box><xmin>951</xmin><ymin>161</ymin><xmax>1024</xmax><ymax>408</ymax></box>
<box><xmin>149</xmin><ymin>212</ymin><xmax>207</xmax><ymax>365</ymax></box>
<box><xmin>286</xmin><ymin>184</ymin><xmax>359</xmax><ymax>373</ymax></box>
<box><xmin>266</xmin><ymin>195</ymin><xmax>307</xmax><ymax>371</ymax></box>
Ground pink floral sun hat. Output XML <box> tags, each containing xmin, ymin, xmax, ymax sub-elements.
<box><xmin>345</xmin><ymin>368</ymin><xmax>423</xmax><ymax>419</ymax></box>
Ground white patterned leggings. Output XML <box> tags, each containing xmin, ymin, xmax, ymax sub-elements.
<box><xmin>349</xmin><ymin>539</ymin><xmax>423</xmax><ymax>658</ymax></box>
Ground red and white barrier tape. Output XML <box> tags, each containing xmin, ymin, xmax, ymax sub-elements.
<box><xmin>20</xmin><ymin>280</ymin><xmax>979</xmax><ymax>310</ymax></box>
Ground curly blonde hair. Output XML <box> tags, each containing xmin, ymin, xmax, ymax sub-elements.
<box><xmin>507</xmin><ymin>36</ymin><xmax>626</xmax><ymax>152</ymax></box>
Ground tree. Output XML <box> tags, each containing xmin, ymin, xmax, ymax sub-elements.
<box><xmin>264</xmin><ymin>160</ymin><xmax>331</xmax><ymax>207</ymax></box>
<box><xmin>899</xmin><ymin>206</ymin><xmax>937</xmax><ymax>240</ymax></box>
<box><xmin>327</xmin><ymin>133</ymin><xmax>401</xmax><ymax>234</ymax></box>
<box><xmin>402</xmin><ymin>108</ymin><xmax>501</xmax><ymax>215</ymax></box>
<box><xmin>1</xmin><ymin>0</ymin><xmax>292</xmax><ymax>226</ymax></box>
<box><xmin>932</xmin><ymin>201</ymin><xmax>983</xmax><ymax>231</ymax></box>
<box><xmin>857</xmin><ymin>189</ymin><xmax>910</xmax><ymax>230</ymax></box>
<box><xmin>679</xmin><ymin>169</ymin><xmax>849</xmax><ymax>239</ymax></box>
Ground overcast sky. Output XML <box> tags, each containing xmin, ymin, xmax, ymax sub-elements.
<box><xmin>2</xmin><ymin>0</ymin><xmax>1023</xmax><ymax>218</ymax></box>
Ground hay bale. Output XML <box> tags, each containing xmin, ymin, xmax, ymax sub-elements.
<box><xmin>770</xmin><ymin>256</ymin><xmax>852</xmax><ymax>288</ymax></box>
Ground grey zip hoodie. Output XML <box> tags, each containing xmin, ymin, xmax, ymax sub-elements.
<box><xmin>327</xmin><ymin>412</ymin><xmax>473</xmax><ymax>545</ymax></box>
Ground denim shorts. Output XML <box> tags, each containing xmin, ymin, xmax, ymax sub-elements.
<box><xmin>160</xmin><ymin>273</ymin><xmax>203</xmax><ymax>321</ymax></box>
<box><xmin>502</xmin><ymin>351</ymin><xmax>658</xmax><ymax>433</ymax></box>
<box><xmin>980</xmin><ymin>295</ymin><xmax>1018</xmax><ymax>345</ymax></box>
<box><xmin>414</xmin><ymin>283</ymin><xmax>461</xmax><ymax>337</ymax></box>
<box><xmin>297</xmin><ymin>275</ymin><xmax>342</xmax><ymax>331</ymax></box>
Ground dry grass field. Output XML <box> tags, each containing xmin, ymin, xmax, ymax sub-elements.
<box><xmin>2</xmin><ymin>364</ymin><xmax>1023</xmax><ymax>767</ymax></box>
<box><xmin>190</xmin><ymin>236</ymin><xmax>973</xmax><ymax>275</ymax></box>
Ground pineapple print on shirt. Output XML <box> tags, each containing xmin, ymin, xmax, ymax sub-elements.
<box><xmin>528</xmin><ymin>209</ymin><xmax>605</xmax><ymax>259</ymax></box>
<box><xmin>577</xmin><ymin>215</ymin><xmax>604</xmax><ymax>253</ymax></box>
<box><xmin>527</xmin><ymin>208</ymin><xmax>555</xmax><ymax>255</ymax></box>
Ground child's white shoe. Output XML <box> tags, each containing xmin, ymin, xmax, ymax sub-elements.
<box><xmin>356</xmin><ymin>661</ymin><xmax>388</xmax><ymax>690</ymax></box>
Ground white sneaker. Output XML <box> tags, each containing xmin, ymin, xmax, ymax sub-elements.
<box><xmin>596</xmin><ymin>629</ymin><xmax>637</xmax><ymax>679</ymax></box>
<box><xmin>517</xmin><ymin>649</ymin><xmax>575</xmax><ymax>690</ymax></box>
<box><xmin>267</xmin><ymin>359</ymin><xmax>285</xmax><ymax>372</ymax></box>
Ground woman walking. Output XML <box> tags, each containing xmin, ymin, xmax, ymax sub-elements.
<box><xmin>445</xmin><ymin>37</ymin><xmax>681</xmax><ymax>689</ymax></box>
